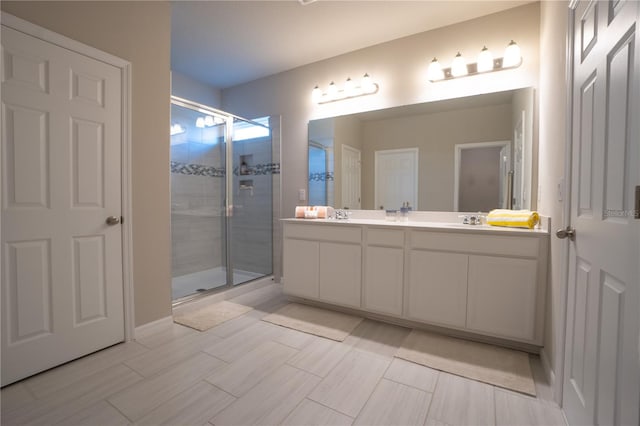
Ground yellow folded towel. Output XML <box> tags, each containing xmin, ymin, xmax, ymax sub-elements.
<box><xmin>487</xmin><ymin>209</ymin><xmax>540</xmax><ymax>229</ymax></box>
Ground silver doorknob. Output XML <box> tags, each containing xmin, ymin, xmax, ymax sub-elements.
<box><xmin>555</xmin><ymin>226</ymin><xmax>576</xmax><ymax>240</ymax></box>
<box><xmin>106</xmin><ymin>216</ymin><xmax>121</xmax><ymax>226</ymax></box>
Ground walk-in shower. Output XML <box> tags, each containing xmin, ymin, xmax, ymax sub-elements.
<box><xmin>170</xmin><ymin>97</ymin><xmax>277</xmax><ymax>301</ymax></box>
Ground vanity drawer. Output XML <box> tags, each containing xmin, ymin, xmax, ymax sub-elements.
<box><xmin>366</xmin><ymin>228</ymin><xmax>405</xmax><ymax>247</ymax></box>
<box><xmin>284</xmin><ymin>223</ymin><xmax>361</xmax><ymax>244</ymax></box>
<box><xmin>410</xmin><ymin>231</ymin><xmax>539</xmax><ymax>258</ymax></box>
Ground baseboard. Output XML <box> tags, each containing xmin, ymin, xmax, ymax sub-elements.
<box><xmin>134</xmin><ymin>315</ymin><xmax>173</xmax><ymax>339</ymax></box>
<box><xmin>540</xmin><ymin>348</ymin><xmax>558</xmax><ymax>401</ymax></box>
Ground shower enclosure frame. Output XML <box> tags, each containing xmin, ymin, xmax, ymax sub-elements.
<box><xmin>170</xmin><ymin>96</ymin><xmax>273</xmax><ymax>304</ymax></box>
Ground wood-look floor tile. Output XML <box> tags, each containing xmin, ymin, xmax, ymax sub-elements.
<box><xmin>287</xmin><ymin>337</ymin><xmax>352</xmax><ymax>377</ymax></box>
<box><xmin>108</xmin><ymin>352</ymin><xmax>225</xmax><ymax>421</ymax></box>
<box><xmin>203</xmin><ymin>321</ymin><xmax>283</xmax><ymax>363</ymax></box>
<box><xmin>345</xmin><ymin>319</ymin><xmax>411</xmax><ymax>358</ymax></box>
<box><xmin>384</xmin><ymin>358</ymin><xmax>440</xmax><ymax>392</ymax></box>
<box><xmin>282</xmin><ymin>398</ymin><xmax>354</xmax><ymax>426</ymax></box>
<box><xmin>207</xmin><ymin>313</ymin><xmax>260</xmax><ymax>338</ymax></box>
<box><xmin>3</xmin><ymin>364</ymin><xmax>142</xmax><ymax>426</ymax></box>
<box><xmin>229</xmin><ymin>283</ymin><xmax>284</xmax><ymax>308</ymax></box>
<box><xmin>211</xmin><ymin>364</ymin><xmax>321</xmax><ymax>426</ymax></box>
<box><xmin>55</xmin><ymin>400</ymin><xmax>130</xmax><ymax>426</ymax></box>
<box><xmin>308</xmin><ymin>350</ymin><xmax>390</xmax><ymax>417</ymax></box>
<box><xmin>135</xmin><ymin>381</ymin><xmax>235</xmax><ymax>426</ymax></box>
<box><xmin>135</xmin><ymin>321</ymin><xmax>197</xmax><ymax>349</ymax></box>
<box><xmin>354</xmin><ymin>379</ymin><xmax>431</xmax><ymax>426</ymax></box>
<box><xmin>0</xmin><ymin>382</ymin><xmax>35</xmax><ymax>414</ymax></box>
<box><xmin>125</xmin><ymin>331</ymin><xmax>221</xmax><ymax>377</ymax></box>
<box><xmin>273</xmin><ymin>326</ymin><xmax>316</xmax><ymax>349</ymax></box>
<box><xmin>427</xmin><ymin>372</ymin><xmax>496</xmax><ymax>426</ymax></box>
<box><xmin>206</xmin><ymin>340</ymin><xmax>297</xmax><ymax>397</ymax></box>
<box><xmin>495</xmin><ymin>389</ymin><xmax>566</xmax><ymax>426</ymax></box>
<box><xmin>23</xmin><ymin>341</ymin><xmax>148</xmax><ymax>399</ymax></box>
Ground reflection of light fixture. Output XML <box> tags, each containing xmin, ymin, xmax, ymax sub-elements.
<box><xmin>451</xmin><ymin>52</ymin><xmax>467</xmax><ymax>77</ymax></box>
<box><xmin>427</xmin><ymin>41</ymin><xmax>523</xmax><ymax>82</ymax></box>
<box><xmin>312</xmin><ymin>73</ymin><xmax>379</xmax><ymax>104</ymax></box>
<box><xmin>195</xmin><ymin>115</ymin><xmax>224</xmax><ymax>128</ymax></box>
<box><xmin>170</xmin><ymin>123</ymin><xmax>185</xmax><ymax>135</ymax></box>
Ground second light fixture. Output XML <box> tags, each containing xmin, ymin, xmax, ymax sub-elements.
<box><xmin>427</xmin><ymin>40</ymin><xmax>522</xmax><ymax>82</ymax></box>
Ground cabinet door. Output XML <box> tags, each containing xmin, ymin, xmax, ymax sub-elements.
<box><xmin>283</xmin><ymin>238</ymin><xmax>319</xmax><ymax>299</ymax></box>
<box><xmin>407</xmin><ymin>250</ymin><xmax>468</xmax><ymax>328</ymax></box>
<box><xmin>364</xmin><ymin>246</ymin><xmax>404</xmax><ymax>316</ymax></box>
<box><xmin>319</xmin><ymin>242</ymin><xmax>361</xmax><ymax>308</ymax></box>
<box><xmin>467</xmin><ymin>255</ymin><xmax>537</xmax><ymax>341</ymax></box>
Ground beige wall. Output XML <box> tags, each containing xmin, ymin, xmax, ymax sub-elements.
<box><xmin>360</xmin><ymin>103</ymin><xmax>512</xmax><ymax>211</ymax></box>
<box><xmin>222</xmin><ymin>3</ymin><xmax>540</xmax><ymax>223</ymax></box>
<box><xmin>1</xmin><ymin>1</ymin><xmax>173</xmax><ymax>326</ymax></box>
<box><xmin>538</xmin><ymin>0</ymin><xmax>569</xmax><ymax>400</ymax></box>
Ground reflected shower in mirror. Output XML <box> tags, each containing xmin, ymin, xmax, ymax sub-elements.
<box><xmin>308</xmin><ymin>88</ymin><xmax>534</xmax><ymax>212</ymax></box>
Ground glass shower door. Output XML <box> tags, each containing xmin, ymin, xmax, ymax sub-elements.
<box><xmin>170</xmin><ymin>102</ymin><xmax>228</xmax><ymax>299</ymax></box>
<box><xmin>229</xmin><ymin>116</ymin><xmax>273</xmax><ymax>285</ymax></box>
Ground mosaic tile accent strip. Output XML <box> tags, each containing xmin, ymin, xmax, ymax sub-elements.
<box><xmin>171</xmin><ymin>161</ymin><xmax>225</xmax><ymax>177</ymax></box>
<box><xmin>171</xmin><ymin>161</ymin><xmax>280</xmax><ymax>177</ymax></box>
<box><xmin>309</xmin><ymin>172</ymin><xmax>334</xmax><ymax>182</ymax></box>
<box><xmin>234</xmin><ymin>162</ymin><xmax>280</xmax><ymax>176</ymax></box>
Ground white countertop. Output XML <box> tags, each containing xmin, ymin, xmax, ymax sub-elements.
<box><xmin>282</xmin><ymin>216</ymin><xmax>550</xmax><ymax>236</ymax></box>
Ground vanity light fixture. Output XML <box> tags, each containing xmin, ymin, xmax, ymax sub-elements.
<box><xmin>195</xmin><ymin>115</ymin><xmax>224</xmax><ymax>128</ymax></box>
<box><xmin>312</xmin><ymin>73</ymin><xmax>379</xmax><ymax>104</ymax></box>
<box><xmin>170</xmin><ymin>123</ymin><xmax>185</xmax><ymax>136</ymax></box>
<box><xmin>428</xmin><ymin>40</ymin><xmax>523</xmax><ymax>82</ymax></box>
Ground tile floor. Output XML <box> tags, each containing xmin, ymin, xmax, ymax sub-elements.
<box><xmin>1</xmin><ymin>283</ymin><xmax>567</xmax><ymax>426</ymax></box>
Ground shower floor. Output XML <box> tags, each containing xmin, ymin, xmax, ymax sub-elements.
<box><xmin>172</xmin><ymin>266</ymin><xmax>264</xmax><ymax>300</ymax></box>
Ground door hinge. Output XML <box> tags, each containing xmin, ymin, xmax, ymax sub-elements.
<box><xmin>635</xmin><ymin>185</ymin><xmax>640</xmax><ymax>219</ymax></box>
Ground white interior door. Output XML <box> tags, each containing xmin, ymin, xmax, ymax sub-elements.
<box><xmin>374</xmin><ymin>148</ymin><xmax>418</xmax><ymax>211</ymax></box>
<box><xmin>562</xmin><ymin>1</ymin><xmax>639</xmax><ymax>425</ymax></box>
<box><xmin>1</xmin><ymin>24</ymin><xmax>125</xmax><ymax>385</ymax></box>
<box><xmin>341</xmin><ymin>144</ymin><xmax>361</xmax><ymax>209</ymax></box>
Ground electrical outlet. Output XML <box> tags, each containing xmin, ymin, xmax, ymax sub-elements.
<box><xmin>557</xmin><ymin>178</ymin><xmax>564</xmax><ymax>202</ymax></box>
<box><xmin>298</xmin><ymin>188</ymin><xmax>306</xmax><ymax>201</ymax></box>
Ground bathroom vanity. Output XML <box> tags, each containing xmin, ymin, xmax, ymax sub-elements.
<box><xmin>282</xmin><ymin>212</ymin><xmax>549</xmax><ymax>349</ymax></box>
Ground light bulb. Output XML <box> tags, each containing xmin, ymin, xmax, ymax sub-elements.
<box><xmin>327</xmin><ymin>81</ymin><xmax>338</xmax><ymax>99</ymax></box>
<box><xmin>204</xmin><ymin>116</ymin><xmax>214</xmax><ymax>127</ymax></box>
<box><xmin>477</xmin><ymin>46</ymin><xmax>494</xmax><ymax>73</ymax></box>
<box><xmin>195</xmin><ymin>117</ymin><xmax>205</xmax><ymax>128</ymax></box>
<box><xmin>426</xmin><ymin>57</ymin><xmax>444</xmax><ymax>81</ymax></box>
<box><xmin>344</xmin><ymin>77</ymin><xmax>355</xmax><ymax>95</ymax></box>
<box><xmin>312</xmin><ymin>85</ymin><xmax>322</xmax><ymax>102</ymax></box>
<box><xmin>361</xmin><ymin>73</ymin><xmax>374</xmax><ymax>93</ymax></box>
<box><xmin>503</xmin><ymin>40</ymin><xmax>522</xmax><ymax>68</ymax></box>
<box><xmin>451</xmin><ymin>52</ymin><xmax>468</xmax><ymax>77</ymax></box>
<box><xmin>170</xmin><ymin>124</ymin><xmax>185</xmax><ymax>136</ymax></box>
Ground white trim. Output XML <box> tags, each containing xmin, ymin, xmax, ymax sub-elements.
<box><xmin>374</xmin><ymin>147</ymin><xmax>419</xmax><ymax>210</ymax></box>
<box><xmin>453</xmin><ymin>141</ymin><xmax>511</xmax><ymax>212</ymax></box>
<box><xmin>1</xmin><ymin>12</ymin><xmax>135</xmax><ymax>342</ymax></box>
<box><xmin>540</xmin><ymin>347</ymin><xmax>557</xmax><ymax>397</ymax></box>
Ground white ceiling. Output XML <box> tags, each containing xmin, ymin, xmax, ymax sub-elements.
<box><xmin>171</xmin><ymin>0</ymin><xmax>534</xmax><ymax>90</ymax></box>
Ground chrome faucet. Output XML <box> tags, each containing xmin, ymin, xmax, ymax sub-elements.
<box><xmin>335</xmin><ymin>209</ymin><xmax>351</xmax><ymax>220</ymax></box>
<box><xmin>459</xmin><ymin>214</ymin><xmax>484</xmax><ymax>225</ymax></box>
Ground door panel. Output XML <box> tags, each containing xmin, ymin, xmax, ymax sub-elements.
<box><xmin>564</xmin><ymin>2</ymin><xmax>639</xmax><ymax>425</ymax></box>
<box><xmin>1</xmin><ymin>25</ymin><xmax>124</xmax><ymax>385</ymax></box>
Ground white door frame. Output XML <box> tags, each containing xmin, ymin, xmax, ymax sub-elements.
<box><xmin>341</xmin><ymin>144</ymin><xmax>361</xmax><ymax>209</ymax></box>
<box><xmin>453</xmin><ymin>141</ymin><xmax>510</xmax><ymax>212</ymax></box>
<box><xmin>1</xmin><ymin>12</ymin><xmax>135</xmax><ymax>341</ymax></box>
<box><xmin>374</xmin><ymin>148</ymin><xmax>419</xmax><ymax>211</ymax></box>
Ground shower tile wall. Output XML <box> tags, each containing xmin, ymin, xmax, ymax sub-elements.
<box><xmin>232</xmin><ymin>136</ymin><xmax>274</xmax><ymax>276</ymax></box>
<box><xmin>171</xmin><ymin>140</ymin><xmax>225</xmax><ymax>278</ymax></box>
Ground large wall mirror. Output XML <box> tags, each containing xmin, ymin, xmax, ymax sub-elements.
<box><xmin>308</xmin><ymin>88</ymin><xmax>535</xmax><ymax>212</ymax></box>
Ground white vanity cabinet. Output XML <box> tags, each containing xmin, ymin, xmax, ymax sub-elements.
<box><xmin>282</xmin><ymin>219</ymin><xmax>548</xmax><ymax>347</ymax></box>
<box><xmin>283</xmin><ymin>223</ymin><xmax>362</xmax><ymax>309</ymax></box>
<box><xmin>363</xmin><ymin>229</ymin><xmax>405</xmax><ymax>316</ymax></box>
